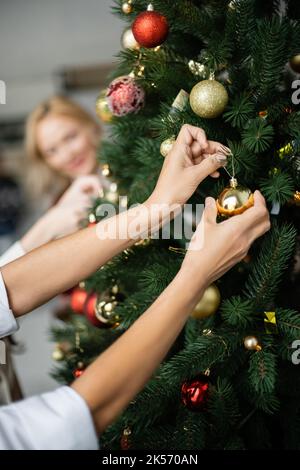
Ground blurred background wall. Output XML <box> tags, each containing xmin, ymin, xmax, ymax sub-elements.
<box><xmin>0</xmin><ymin>0</ymin><xmax>123</xmax><ymax>395</ymax></box>
<box><xmin>0</xmin><ymin>0</ymin><xmax>123</xmax><ymax>118</ymax></box>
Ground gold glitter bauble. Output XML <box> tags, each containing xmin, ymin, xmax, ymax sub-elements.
<box><xmin>244</xmin><ymin>335</ymin><xmax>261</xmax><ymax>351</ymax></box>
<box><xmin>121</xmin><ymin>27</ymin><xmax>140</xmax><ymax>50</ymax></box>
<box><xmin>190</xmin><ymin>79</ymin><xmax>229</xmax><ymax>119</ymax></box>
<box><xmin>217</xmin><ymin>180</ymin><xmax>254</xmax><ymax>217</ymax></box>
<box><xmin>96</xmin><ymin>90</ymin><xmax>113</xmax><ymax>123</ymax></box>
<box><xmin>191</xmin><ymin>284</ymin><xmax>221</xmax><ymax>319</ymax></box>
<box><xmin>160</xmin><ymin>136</ymin><xmax>176</xmax><ymax>157</ymax></box>
<box><xmin>289</xmin><ymin>54</ymin><xmax>300</xmax><ymax>74</ymax></box>
<box><xmin>122</xmin><ymin>2</ymin><xmax>133</xmax><ymax>14</ymax></box>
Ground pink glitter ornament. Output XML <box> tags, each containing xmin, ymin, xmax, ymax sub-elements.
<box><xmin>107</xmin><ymin>75</ymin><xmax>145</xmax><ymax>117</ymax></box>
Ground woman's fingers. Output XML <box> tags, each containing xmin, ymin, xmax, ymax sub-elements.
<box><xmin>203</xmin><ymin>197</ymin><xmax>218</xmax><ymax>224</ymax></box>
<box><xmin>176</xmin><ymin>124</ymin><xmax>208</xmax><ymax>152</ymax></box>
<box><xmin>77</xmin><ymin>176</ymin><xmax>102</xmax><ymax>196</ymax></box>
<box><xmin>210</xmin><ymin>171</ymin><xmax>220</xmax><ymax>178</ymax></box>
<box><xmin>206</xmin><ymin>141</ymin><xmax>231</xmax><ymax>156</ymax></box>
<box><xmin>191</xmin><ymin>140</ymin><xmax>204</xmax><ymax>160</ymax></box>
<box><xmin>232</xmin><ymin>190</ymin><xmax>271</xmax><ymax>242</ymax></box>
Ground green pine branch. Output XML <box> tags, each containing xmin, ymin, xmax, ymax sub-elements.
<box><xmin>259</xmin><ymin>172</ymin><xmax>295</xmax><ymax>204</ymax></box>
<box><xmin>233</xmin><ymin>0</ymin><xmax>256</xmax><ymax>58</ymax></box>
<box><xmin>220</xmin><ymin>296</ymin><xmax>257</xmax><ymax>328</ymax></box>
<box><xmin>251</xmin><ymin>17</ymin><xmax>290</xmax><ymax>99</ymax></box>
<box><xmin>243</xmin><ymin>222</ymin><xmax>297</xmax><ymax>307</ymax></box>
<box><xmin>242</xmin><ymin>117</ymin><xmax>275</xmax><ymax>153</ymax></box>
<box><xmin>208</xmin><ymin>377</ymin><xmax>241</xmax><ymax>440</ymax></box>
<box><xmin>224</xmin><ymin>93</ymin><xmax>256</xmax><ymax>129</ymax></box>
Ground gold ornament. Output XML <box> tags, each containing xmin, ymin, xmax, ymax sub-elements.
<box><xmin>121</xmin><ymin>27</ymin><xmax>140</xmax><ymax>50</ymax></box>
<box><xmin>121</xmin><ymin>426</ymin><xmax>132</xmax><ymax>450</ymax></box>
<box><xmin>244</xmin><ymin>335</ymin><xmax>262</xmax><ymax>351</ymax></box>
<box><xmin>52</xmin><ymin>345</ymin><xmax>64</xmax><ymax>361</ymax></box>
<box><xmin>188</xmin><ymin>60</ymin><xmax>208</xmax><ymax>78</ymax></box>
<box><xmin>191</xmin><ymin>284</ymin><xmax>221</xmax><ymax>319</ymax></box>
<box><xmin>293</xmin><ymin>191</ymin><xmax>300</xmax><ymax>206</ymax></box>
<box><xmin>160</xmin><ymin>136</ymin><xmax>176</xmax><ymax>157</ymax></box>
<box><xmin>105</xmin><ymin>182</ymin><xmax>119</xmax><ymax>203</ymax></box>
<box><xmin>289</xmin><ymin>54</ymin><xmax>300</xmax><ymax>74</ymax></box>
<box><xmin>96</xmin><ymin>90</ymin><xmax>113</xmax><ymax>123</ymax></box>
<box><xmin>217</xmin><ymin>177</ymin><xmax>254</xmax><ymax>217</ymax></box>
<box><xmin>101</xmin><ymin>164</ymin><xmax>111</xmax><ymax>177</ymax></box>
<box><xmin>122</xmin><ymin>1</ymin><xmax>133</xmax><ymax>14</ymax></box>
<box><xmin>95</xmin><ymin>285</ymin><xmax>124</xmax><ymax>327</ymax></box>
<box><xmin>137</xmin><ymin>64</ymin><xmax>145</xmax><ymax>77</ymax></box>
<box><xmin>189</xmin><ymin>79</ymin><xmax>229</xmax><ymax>119</ymax></box>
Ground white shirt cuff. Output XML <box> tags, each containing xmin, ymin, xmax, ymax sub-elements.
<box><xmin>0</xmin><ymin>270</ymin><xmax>18</xmax><ymax>339</ymax></box>
<box><xmin>0</xmin><ymin>386</ymin><xmax>99</xmax><ymax>450</ymax></box>
<box><xmin>0</xmin><ymin>241</ymin><xmax>25</xmax><ymax>267</ymax></box>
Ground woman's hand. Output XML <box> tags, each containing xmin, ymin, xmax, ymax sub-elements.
<box><xmin>181</xmin><ymin>191</ymin><xmax>271</xmax><ymax>287</ymax></box>
<box><xmin>21</xmin><ymin>176</ymin><xmax>102</xmax><ymax>251</ymax></box>
<box><xmin>57</xmin><ymin>175</ymin><xmax>102</xmax><ymax>209</ymax></box>
<box><xmin>46</xmin><ymin>175</ymin><xmax>103</xmax><ymax>238</ymax></box>
<box><xmin>148</xmin><ymin>124</ymin><xmax>230</xmax><ymax>207</ymax></box>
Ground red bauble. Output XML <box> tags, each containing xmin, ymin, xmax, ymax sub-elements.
<box><xmin>84</xmin><ymin>293</ymin><xmax>110</xmax><ymax>328</ymax></box>
<box><xmin>70</xmin><ymin>287</ymin><xmax>89</xmax><ymax>314</ymax></box>
<box><xmin>107</xmin><ymin>76</ymin><xmax>145</xmax><ymax>117</ymax></box>
<box><xmin>181</xmin><ymin>376</ymin><xmax>209</xmax><ymax>411</ymax></box>
<box><xmin>132</xmin><ymin>10</ymin><xmax>169</xmax><ymax>48</ymax></box>
<box><xmin>73</xmin><ymin>368</ymin><xmax>85</xmax><ymax>378</ymax></box>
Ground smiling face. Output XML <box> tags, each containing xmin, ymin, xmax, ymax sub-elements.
<box><xmin>36</xmin><ymin>114</ymin><xmax>99</xmax><ymax>179</ymax></box>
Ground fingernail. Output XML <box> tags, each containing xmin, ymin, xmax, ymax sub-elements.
<box><xmin>215</xmin><ymin>153</ymin><xmax>228</xmax><ymax>165</ymax></box>
<box><xmin>205</xmin><ymin>197</ymin><xmax>214</xmax><ymax>206</ymax></box>
<box><xmin>220</xmin><ymin>144</ymin><xmax>231</xmax><ymax>155</ymax></box>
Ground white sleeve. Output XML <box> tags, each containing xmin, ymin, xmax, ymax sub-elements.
<box><xmin>0</xmin><ymin>271</ymin><xmax>19</xmax><ymax>339</ymax></box>
<box><xmin>0</xmin><ymin>386</ymin><xmax>99</xmax><ymax>450</ymax></box>
<box><xmin>0</xmin><ymin>241</ymin><xmax>25</xmax><ymax>267</ymax></box>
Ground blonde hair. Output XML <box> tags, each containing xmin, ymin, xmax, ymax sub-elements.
<box><xmin>25</xmin><ymin>95</ymin><xmax>100</xmax><ymax>197</ymax></box>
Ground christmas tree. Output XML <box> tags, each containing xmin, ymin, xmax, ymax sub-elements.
<box><xmin>52</xmin><ymin>0</ymin><xmax>300</xmax><ymax>450</ymax></box>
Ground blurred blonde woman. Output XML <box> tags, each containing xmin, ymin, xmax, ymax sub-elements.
<box><xmin>26</xmin><ymin>95</ymin><xmax>101</xmax><ymax>199</ymax></box>
<box><xmin>0</xmin><ymin>97</ymin><xmax>103</xmax><ymax>406</ymax></box>
<box><xmin>0</xmin><ymin>96</ymin><xmax>103</xmax><ymax>266</ymax></box>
